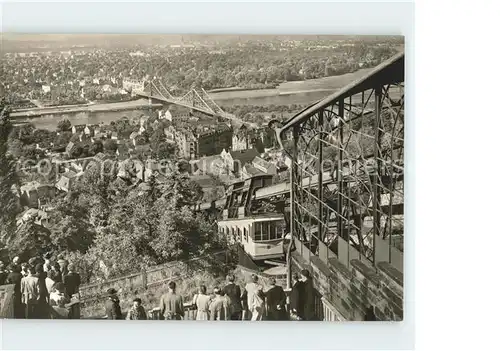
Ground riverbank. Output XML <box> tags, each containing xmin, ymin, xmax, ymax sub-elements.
<box><xmin>11</xmin><ymin>99</ymin><xmax>163</xmax><ymax>119</ymax></box>
<box><xmin>207</xmin><ymin>67</ymin><xmax>374</xmax><ymax>96</ymax></box>
<box><xmin>209</xmin><ymin>67</ymin><xmax>373</xmax><ymax>101</ymax></box>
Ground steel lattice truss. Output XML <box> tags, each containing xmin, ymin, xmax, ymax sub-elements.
<box><xmin>143</xmin><ymin>78</ymin><xmax>232</xmax><ymax>118</ymax></box>
<box><xmin>279</xmin><ymin>53</ymin><xmax>405</xmax><ymax>267</ymax></box>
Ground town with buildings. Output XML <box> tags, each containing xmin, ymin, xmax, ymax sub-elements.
<box><xmin>0</xmin><ymin>35</ymin><xmax>404</xmax><ymax>323</ymax></box>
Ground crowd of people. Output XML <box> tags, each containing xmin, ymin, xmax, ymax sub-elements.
<box><xmin>0</xmin><ymin>252</ymin><xmax>316</xmax><ymax>321</ymax></box>
<box><xmin>103</xmin><ymin>269</ymin><xmax>316</xmax><ymax>321</ymax></box>
<box><xmin>0</xmin><ymin>253</ymin><xmax>81</xmax><ymax>319</ymax></box>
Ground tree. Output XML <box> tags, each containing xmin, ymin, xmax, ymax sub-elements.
<box><xmin>57</xmin><ymin>119</ymin><xmax>72</xmax><ymax>132</ymax></box>
<box><xmin>20</xmin><ymin>145</ymin><xmax>46</xmax><ymax>161</ymax></box>
<box><xmin>89</xmin><ymin>140</ymin><xmax>103</xmax><ymax>155</ymax></box>
<box><xmin>69</xmin><ymin>144</ymin><xmax>83</xmax><ymax>159</ymax></box>
<box><xmin>151</xmin><ymin>206</ymin><xmax>212</xmax><ymax>261</ymax></box>
<box><xmin>86</xmin><ymin>227</ymin><xmax>145</xmax><ymax>280</ymax></box>
<box><xmin>135</xmin><ymin>134</ymin><xmax>147</xmax><ymax>146</ymax></box>
<box><xmin>8</xmin><ymin>138</ymin><xmax>24</xmax><ymax>158</ymax></box>
<box><xmin>114</xmin><ymin>117</ymin><xmax>135</xmax><ymax>138</ymax></box>
<box><xmin>32</xmin><ymin>129</ymin><xmax>55</xmax><ymax>148</ymax></box>
<box><xmin>0</xmin><ymin>101</ymin><xmax>21</xmax><ymax>247</ymax></box>
<box><xmin>12</xmin><ymin>123</ymin><xmax>35</xmax><ymax>144</ymax></box>
<box><xmin>149</xmin><ymin>127</ymin><xmax>166</xmax><ymax>146</ymax></box>
<box><xmin>48</xmin><ymin>211</ymin><xmax>95</xmax><ymax>254</ymax></box>
<box><xmin>70</xmin><ymin>133</ymin><xmax>81</xmax><ymax>143</ymax></box>
<box><xmin>53</xmin><ymin>131</ymin><xmax>72</xmax><ymax>149</ymax></box>
<box><xmin>252</xmin><ymin>137</ymin><xmax>265</xmax><ymax>154</ymax></box>
<box><xmin>8</xmin><ymin>220</ymin><xmax>52</xmax><ymax>261</ymax></box>
<box><xmin>103</xmin><ymin>139</ymin><xmax>118</xmax><ymax>153</ymax></box>
<box><xmin>152</xmin><ymin>141</ymin><xmax>177</xmax><ymax>160</ymax></box>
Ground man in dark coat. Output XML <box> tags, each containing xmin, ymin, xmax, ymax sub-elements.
<box><xmin>222</xmin><ymin>274</ymin><xmax>243</xmax><ymax>320</ymax></box>
<box><xmin>105</xmin><ymin>288</ymin><xmax>123</xmax><ymax>320</ymax></box>
<box><xmin>49</xmin><ymin>262</ymin><xmax>62</xmax><ymax>283</ymax></box>
<box><xmin>289</xmin><ymin>272</ymin><xmax>304</xmax><ymax>320</ymax></box>
<box><xmin>63</xmin><ymin>264</ymin><xmax>81</xmax><ymax>298</ymax></box>
<box><xmin>6</xmin><ymin>265</ymin><xmax>23</xmax><ymax>318</ymax></box>
<box><xmin>35</xmin><ymin>263</ymin><xmax>50</xmax><ymax>318</ymax></box>
<box><xmin>265</xmin><ymin>278</ymin><xmax>287</xmax><ymax>321</ymax></box>
<box><xmin>300</xmin><ymin>269</ymin><xmax>315</xmax><ymax>321</ymax></box>
<box><xmin>241</xmin><ymin>289</ymin><xmax>249</xmax><ymax>320</ymax></box>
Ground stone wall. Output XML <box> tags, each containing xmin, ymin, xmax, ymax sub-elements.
<box><xmin>80</xmin><ymin>251</ymin><xmax>227</xmax><ymax>303</ymax></box>
<box><xmin>291</xmin><ymin>239</ymin><xmax>403</xmax><ymax>321</ymax></box>
<box><xmin>0</xmin><ymin>284</ymin><xmax>15</xmax><ymax>319</ymax></box>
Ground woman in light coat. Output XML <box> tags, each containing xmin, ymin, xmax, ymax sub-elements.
<box><xmin>192</xmin><ymin>285</ymin><xmax>211</xmax><ymax>320</ymax></box>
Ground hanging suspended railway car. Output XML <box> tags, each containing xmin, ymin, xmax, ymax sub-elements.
<box><xmin>214</xmin><ymin>175</ymin><xmax>288</xmax><ymax>262</ymax></box>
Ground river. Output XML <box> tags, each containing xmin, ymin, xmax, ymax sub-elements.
<box><xmin>16</xmin><ymin>68</ymin><xmax>373</xmax><ymax>131</ymax></box>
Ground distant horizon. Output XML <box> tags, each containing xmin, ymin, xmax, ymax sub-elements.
<box><xmin>1</xmin><ymin>34</ymin><xmax>403</xmax><ymax>53</ymax></box>
<box><xmin>1</xmin><ymin>33</ymin><xmax>403</xmax><ymax>43</ymax></box>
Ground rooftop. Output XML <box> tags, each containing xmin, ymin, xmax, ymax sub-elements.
<box><xmin>243</xmin><ymin>164</ymin><xmax>265</xmax><ymax>177</ymax></box>
<box><xmin>230</xmin><ymin>148</ymin><xmax>260</xmax><ymax>165</ymax></box>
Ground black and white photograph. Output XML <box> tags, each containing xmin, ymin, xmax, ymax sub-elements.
<box><xmin>0</xmin><ymin>33</ymin><xmax>404</xmax><ymax>322</ymax></box>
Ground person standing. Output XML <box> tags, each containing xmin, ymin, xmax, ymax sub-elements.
<box><xmin>265</xmin><ymin>278</ymin><xmax>287</xmax><ymax>321</ymax></box>
<box><xmin>45</xmin><ymin>270</ymin><xmax>56</xmax><ymax>294</ymax></box>
<box><xmin>35</xmin><ymin>264</ymin><xmax>50</xmax><ymax>318</ymax></box>
<box><xmin>11</xmin><ymin>256</ymin><xmax>20</xmax><ymax>270</ymax></box>
<box><xmin>241</xmin><ymin>289</ymin><xmax>249</xmax><ymax>320</ymax></box>
<box><xmin>251</xmin><ymin>285</ymin><xmax>266</xmax><ymax>321</ymax></box>
<box><xmin>42</xmin><ymin>253</ymin><xmax>52</xmax><ymax>273</ymax></box>
<box><xmin>49</xmin><ymin>282</ymin><xmax>68</xmax><ymax>307</ymax></box>
<box><xmin>192</xmin><ymin>285</ymin><xmax>211</xmax><ymax>321</ymax></box>
<box><xmin>209</xmin><ymin>287</ymin><xmax>229</xmax><ymax>321</ymax></box>
<box><xmin>20</xmin><ymin>263</ymin><xmax>29</xmax><ymax>278</ymax></box>
<box><xmin>57</xmin><ymin>255</ymin><xmax>68</xmax><ymax>277</ymax></box>
<box><xmin>49</xmin><ymin>262</ymin><xmax>62</xmax><ymax>283</ymax></box>
<box><xmin>222</xmin><ymin>274</ymin><xmax>243</xmax><ymax>320</ymax></box>
<box><xmin>105</xmin><ymin>288</ymin><xmax>123</xmax><ymax>320</ymax></box>
<box><xmin>245</xmin><ymin>274</ymin><xmax>265</xmax><ymax>321</ymax></box>
<box><xmin>21</xmin><ymin>266</ymin><xmax>40</xmax><ymax>319</ymax></box>
<box><xmin>6</xmin><ymin>265</ymin><xmax>23</xmax><ymax>318</ymax></box>
<box><xmin>159</xmin><ymin>281</ymin><xmax>184</xmax><ymax>320</ymax></box>
<box><xmin>300</xmin><ymin>269</ymin><xmax>315</xmax><ymax>321</ymax></box>
<box><xmin>290</xmin><ymin>272</ymin><xmax>304</xmax><ymax>320</ymax></box>
<box><xmin>126</xmin><ymin>298</ymin><xmax>147</xmax><ymax>320</ymax></box>
<box><xmin>63</xmin><ymin>263</ymin><xmax>81</xmax><ymax>298</ymax></box>
<box><xmin>49</xmin><ymin>283</ymin><xmax>70</xmax><ymax>319</ymax></box>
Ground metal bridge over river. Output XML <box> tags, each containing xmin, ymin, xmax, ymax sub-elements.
<box><xmin>136</xmin><ymin>78</ymin><xmax>257</xmax><ymax>127</ymax></box>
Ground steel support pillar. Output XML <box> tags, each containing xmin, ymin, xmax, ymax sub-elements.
<box><xmin>286</xmin><ymin>126</ymin><xmax>299</xmax><ymax>290</ymax></box>
<box><xmin>337</xmin><ymin>100</ymin><xmax>344</xmax><ymax>242</ymax></box>
<box><xmin>373</xmin><ymin>85</ymin><xmax>383</xmax><ymax>263</ymax></box>
<box><xmin>317</xmin><ymin>109</ymin><xmax>324</xmax><ymax>242</ymax></box>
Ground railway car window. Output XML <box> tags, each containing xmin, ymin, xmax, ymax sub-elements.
<box><xmin>262</xmin><ymin>222</ymin><xmax>269</xmax><ymax>240</ymax></box>
<box><xmin>244</xmin><ymin>228</ymin><xmax>248</xmax><ymax>242</ymax></box>
<box><xmin>237</xmin><ymin>228</ymin><xmax>242</xmax><ymax>241</ymax></box>
<box><xmin>254</xmin><ymin>222</ymin><xmax>262</xmax><ymax>241</ymax></box>
<box><xmin>254</xmin><ymin>221</ymin><xmax>285</xmax><ymax>241</ymax></box>
<box><xmin>269</xmin><ymin>222</ymin><xmax>277</xmax><ymax>240</ymax></box>
<box><xmin>277</xmin><ymin>221</ymin><xmax>285</xmax><ymax>238</ymax></box>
